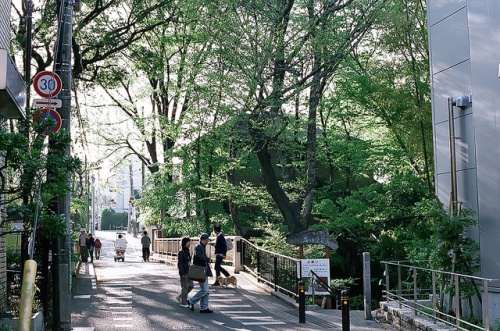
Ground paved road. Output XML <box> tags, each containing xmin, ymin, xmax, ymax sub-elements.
<box><xmin>71</xmin><ymin>230</ymin><xmax>392</xmax><ymax>330</ymax></box>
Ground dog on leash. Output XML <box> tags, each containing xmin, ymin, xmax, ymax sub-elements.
<box><xmin>217</xmin><ymin>275</ymin><xmax>238</xmax><ymax>288</ymax></box>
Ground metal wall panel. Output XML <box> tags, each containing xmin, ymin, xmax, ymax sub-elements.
<box><xmin>467</xmin><ymin>0</ymin><xmax>500</xmax><ymax>290</ymax></box>
<box><xmin>428</xmin><ymin>8</ymin><xmax>469</xmax><ymax>74</ymax></box>
<box><xmin>426</xmin><ymin>0</ymin><xmax>466</xmax><ymax>26</ymax></box>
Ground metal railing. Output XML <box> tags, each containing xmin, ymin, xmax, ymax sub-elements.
<box><xmin>151</xmin><ymin>235</ymin><xmax>301</xmax><ymax>299</ymax></box>
<box><xmin>381</xmin><ymin>260</ymin><xmax>495</xmax><ymax>331</ymax></box>
<box><xmin>241</xmin><ymin>238</ymin><xmax>300</xmax><ymax>298</ymax></box>
<box><xmin>152</xmin><ymin>236</ymin><xmax>234</xmax><ymax>265</ymax></box>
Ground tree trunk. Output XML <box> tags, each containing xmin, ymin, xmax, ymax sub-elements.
<box><xmin>256</xmin><ymin>145</ymin><xmax>304</xmax><ymax>235</ymax></box>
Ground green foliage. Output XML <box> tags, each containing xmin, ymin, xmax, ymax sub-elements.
<box><xmin>1</xmin><ymin>113</ymin><xmax>82</xmax><ymax>268</ymax></box>
<box><xmin>100</xmin><ymin>208</ymin><xmax>128</xmax><ymax>230</ymax></box>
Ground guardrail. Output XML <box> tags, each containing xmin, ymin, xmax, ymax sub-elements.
<box><xmin>381</xmin><ymin>260</ymin><xmax>495</xmax><ymax>331</ymax></box>
<box><xmin>240</xmin><ymin>238</ymin><xmax>300</xmax><ymax>298</ymax></box>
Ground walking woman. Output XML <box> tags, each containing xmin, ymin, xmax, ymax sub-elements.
<box><xmin>94</xmin><ymin>238</ymin><xmax>102</xmax><ymax>260</ymax></box>
<box><xmin>187</xmin><ymin>233</ymin><xmax>213</xmax><ymax>313</ymax></box>
<box><xmin>177</xmin><ymin>237</ymin><xmax>194</xmax><ymax>307</ymax></box>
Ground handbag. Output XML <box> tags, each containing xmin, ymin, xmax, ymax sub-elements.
<box><xmin>187</xmin><ymin>264</ymin><xmax>207</xmax><ymax>282</ymax></box>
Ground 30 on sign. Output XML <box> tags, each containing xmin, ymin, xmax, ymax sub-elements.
<box><xmin>33</xmin><ymin>71</ymin><xmax>62</xmax><ymax>98</ymax></box>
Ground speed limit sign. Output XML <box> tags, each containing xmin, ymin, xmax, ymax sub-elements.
<box><xmin>33</xmin><ymin>71</ymin><xmax>62</xmax><ymax>98</ymax></box>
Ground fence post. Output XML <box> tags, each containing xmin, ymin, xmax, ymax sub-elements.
<box><xmin>484</xmin><ymin>280</ymin><xmax>490</xmax><ymax>331</ymax></box>
<box><xmin>233</xmin><ymin>236</ymin><xmax>242</xmax><ymax>273</ymax></box>
<box><xmin>413</xmin><ymin>267</ymin><xmax>417</xmax><ymax>315</ymax></box>
<box><xmin>398</xmin><ymin>263</ymin><xmax>402</xmax><ymax>309</ymax></box>
<box><xmin>273</xmin><ymin>256</ymin><xmax>278</xmax><ymax>291</ymax></box>
<box><xmin>363</xmin><ymin>252</ymin><xmax>371</xmax><ymax>320</ymax></box>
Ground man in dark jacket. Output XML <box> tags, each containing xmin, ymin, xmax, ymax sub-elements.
<box><xmin>212</xmin><ymin>224</ymin><xmax>230</xmax><ymax>286</ymax></box>
<box><xmin>187</xmin><ymin>233</ymin><xmax>213</xmax><ymax>313</ymax></box>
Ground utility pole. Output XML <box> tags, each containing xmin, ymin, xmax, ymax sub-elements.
<box><xmin>52</xmin><ymin>0</ymin><xmax>74</xmax><ymax>329</ymax></box>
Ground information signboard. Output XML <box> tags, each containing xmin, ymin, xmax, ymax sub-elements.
<box><xmin>298</xmin><ymin>258</ymin><xmax>330</xmax><ymax>296</ymax></box>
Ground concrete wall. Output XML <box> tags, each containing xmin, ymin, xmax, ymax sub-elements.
<box><xmin>427</xmin><ymin>0</ymin><xmax>500</xmax><ymax>321</ymax></box>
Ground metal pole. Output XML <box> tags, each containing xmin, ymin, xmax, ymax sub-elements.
<box><xmin>341</xmin><ymin>290</ymin><xmax>350</xmax><ymax>331</ymax></box>
<box><xmin>53</xmin><ymin>0</ymin><xmax>74</xmax><ymax>329</ymax></box>
<box><xmin>298</xmin><ymin>280</ymin><xmax>305</xmax><ymax>323</ymax></box>
<box><xmin>448</xmin><ymin>97</ymin><xmax>457</xmax><ymax>214</ymax></box>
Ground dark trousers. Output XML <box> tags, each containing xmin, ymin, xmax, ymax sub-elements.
<box><xmin>142</xmin><ymin>247</ymin><xmax>150</xmax><ymax>261</ymax></box>
<box><xmin>214</xmin><ymin>255</ymin><xmax>230</xmax><ymax>277</ymax></box>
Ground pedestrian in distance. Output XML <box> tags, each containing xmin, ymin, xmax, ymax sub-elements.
<box><xmin>177</xmin><ymin>237</ymin><xmax>194</xmax><ymax>307</ymax></box>
<box><xmin>212</xmin><ymin>224</ymin><xmax>230</xmax><ymax>286</ymax></box>
<box><xmin>87</xmin><ymin>233</ymin><xmax>95</xmax><ymax>263</ymax></box>
<box><xmin>187</xmin><ymin>233</ymin><xmax>213</xmax><ymax>313</ymax></box>
<box><xmin>141</xmin><ymin>230</ymin><xmax>151</xmax><ymax>261</ymax></box>
<box><xmin>78</xmin><ymin>229</ymin><xmax>89</xmax><ymax>263</ymax></box>
<box><xmin>94</xmin><ymin>238</ymin><xmax>102</xmax><ymax>260</ymax></box>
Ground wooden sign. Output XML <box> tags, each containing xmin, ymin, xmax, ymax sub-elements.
<box><xmin>286</xmin><ymin>229</ymin><xmax>338</xmax><ymax>250</ymax></box>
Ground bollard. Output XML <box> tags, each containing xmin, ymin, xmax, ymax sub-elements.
<box><xmin>298</xmin><ymin>280</ymin><xmax>305</xmax><ymax>323</ymax></box>
<box><xmin>341</xmin><ymin>289</ymin><xmax>350</xmax><ymax>331</ymax></box>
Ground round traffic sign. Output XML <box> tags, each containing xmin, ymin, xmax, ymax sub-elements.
<box><xmin>33</xmin><ymin>108</ymin><xmax>62</xmax><ymax>134</ymax></box>
<box><xmin>33</xmin><ymin>71</ymin><xmax>62</xmax><ymax>98</ymax></box>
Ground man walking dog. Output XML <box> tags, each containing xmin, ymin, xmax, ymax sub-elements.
<box><xmin>212</xmin><ymin>224</ymin><xmax>231</xmax><ymax>286</ymax></box>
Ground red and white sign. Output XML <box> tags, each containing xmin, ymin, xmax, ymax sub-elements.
<box><xmin>33</xmin><ymin>71</ymin><xmax>62</xmax><ymax>98</ymax></box>
<box><xmin>33</xmin><ymin>108</ymin><xmax>62</xmax><ymax>135</ymax></box>
<box><xmin>32</xmin><ymin>98</ymin><xmax>62</xmax><ymax>108</ymax></box>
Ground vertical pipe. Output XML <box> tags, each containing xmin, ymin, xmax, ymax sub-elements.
<box><xmin>24</xmin><ymin>0</ymin><xmax>33</xmax><ymax>102</ymax></box>
<box><xmin>448</xmin><ymin>97</ymin><xmax>458</xmax><ymax>214</ymax></box>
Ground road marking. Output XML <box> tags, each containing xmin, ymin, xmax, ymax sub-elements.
<box><xmin>230</xmin><ymin>316</ymin><xmax>274</xmax><ymax>320</ymax></box>
<box><xmin>112</xmin><ymin>312</ymin><xmax>133</xmax><ymax>315</ymax></box>
<box><xmin>107</xmin><ymin>300</ymin><xmax>132</xmax><ymax>304</ymax></box>
<box><xmin>72</xmin><ymin>328</ymin><xmax>94</xmax><ymax>331</ymax></box>
<box><xmin>220</xmin><ymin>311</ymin><xmax>262</xmax><ymax>314</ymax></box>
<box><xmin>113</xmin><ymin>318</ymin><xmax>133</xmax><ymax>321</ymax></box>
<box><xmin>74</xmin><ymin>295</ymin><xmax>91</xmax><ymax>299</ymax></box>
<box><xmin>109</xmin><ymin>306</ymin><xmax>133</xmax><ymax>309</ymax></box>
<box><xmin>114</xmin><ymin>324</ymin><xmax>133</xmax><ymax>328</ymax></box>
<box><xmin>241</xmin><ymin>321</ymin><xmax>286</xmax><ymax>325</ymax></box>
<box><xmin>211</xmin><ymin>304</ymin><xmax>251</xmax><ymax>308</ymax></box>
<box><xmin>210</xmin><ymin>298</ymin><xmax>242</xmax><ymax>302</ymax></box>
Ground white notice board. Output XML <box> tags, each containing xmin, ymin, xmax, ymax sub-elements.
<box><xmin>298</xmin><ymin>258</ymin><xmax>330</xmax><ymax>295</ymax></box>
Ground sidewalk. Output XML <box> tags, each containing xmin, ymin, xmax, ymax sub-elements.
<box><xmin>73</xmin><ymin>258</ymin><xmax>393</xmax><ymax>331</ymax></box>
<box><xmin>235</xmin><ymin>271</ymin><xmax>393</xmax><ymax>330</ymax></box>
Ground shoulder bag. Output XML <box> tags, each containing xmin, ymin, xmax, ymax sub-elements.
<box><xmin>187</xmin><ymin>264</ymin><xmax>206</xmax><ymax>282</ymax></box>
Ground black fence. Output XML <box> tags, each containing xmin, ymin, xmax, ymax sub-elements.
<box><xmin>240</xmin><ymin>238</ymin><xmax>300</xmax><ymax>298</ymax></box>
